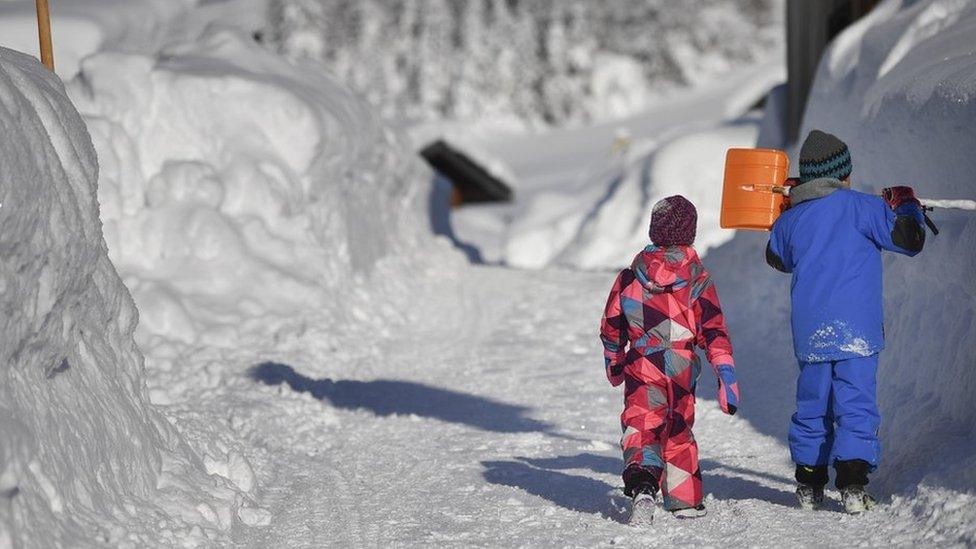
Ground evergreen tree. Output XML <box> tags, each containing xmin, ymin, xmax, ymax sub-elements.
<box><xmin>264</xmin><ymin>0</ymin><xmax>783</xmax><ymax>127</ymax></box>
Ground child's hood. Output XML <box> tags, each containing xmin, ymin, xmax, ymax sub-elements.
<box><xmin>631</xmin><ymin>245</ymin><xmax>701</xmax><ymax>293</ymax></box>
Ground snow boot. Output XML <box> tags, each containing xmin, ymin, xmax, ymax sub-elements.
<box><xmin>628</xmin><ymin>489</ymin><xmax>659</xmax><ymax>526</ymax></box>
<box><xmin>795</xmin><ymin>484</ymin><xmax>825</xmax><ymax>511</ymax></box>
<box><xmin>840</xmin><ymin>486</ymin><xmax>877</xmax><ymax>515</ymax></box>
<box><xmin>672</xmin><ymin>504</ymin><xmax>707</xmax><ymax>519</ymax></box>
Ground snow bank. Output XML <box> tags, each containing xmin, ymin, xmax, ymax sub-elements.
<box><xmin>800</xmin><ymin>0</ymin><xmax>976</xmax><ymax>494</ymax></box>
<box><xmin>450</xmin><ymin>56</ymin><xmax>784</xmax><ymax>269</ymax></box>
<box><xmin>4</xmin><ymin>8</ymin><xmax>463</xmax><ymax>545</ymax></box>
<box><xmin>0</xmin><ymin>47</ymin><xmax>251</xmax><ymax>548</ymax></box>
<box><xmin>505</xmin><ymin>118</ymin><xmax>761</xmax><ymax>270</ymax></box>
<box><xmin>706</xmin><ymin>0</ymin><xmax>975</xmax><ymax>535</ymax></box>
<box><xmin>68</xmin><ymin>29</ymin><xmax>459</xmax><ymax>355</ymax></box>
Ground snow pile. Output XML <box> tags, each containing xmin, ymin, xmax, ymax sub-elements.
<box><xmin>0</xmin><ymin>47</ymin><xmax>254</xmax><ymax>548</ymax></box>
<box><xmin>4</xmin><ymin>7</ymin><xmax>465</xmax><ymax>545</ymax></box>
<box><xmin>800</xmin><ymin>0</ymin><xmax>976</xmax><ymax>494</ymax></box>
<box><xmin>266</xmin><ymin>0</ymin><xmax>783</xmax><ymax>128</ymax></box>
<box><xmin>447</xmin><ymin>56</ymin><xmax>784</xmax><ymax>268</ymax></box>
<box><xmin>69</xmin><ymin>29</ymin><xmax>459</xmax><ymax>354</ymax></box>
<box><xmin>504</xmin><ymin>118</ymin><xmax>761</xmax><ymax>270</ymax></box>
<box><xmin>704</xmin><ymin>0</ymin><xmax>975</xmax><ymax>537</ymax></box>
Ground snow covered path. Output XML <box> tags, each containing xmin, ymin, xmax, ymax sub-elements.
<box><xmin>152</xmin><ymin>265</ymin><xmax>954</xmax><ymax>547</ymax></box>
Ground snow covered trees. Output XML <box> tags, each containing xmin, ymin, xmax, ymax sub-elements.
<box><xmin>265</xmin><ymin>0</ymin><xmax>783</xmax><ymax>127</ymax></box>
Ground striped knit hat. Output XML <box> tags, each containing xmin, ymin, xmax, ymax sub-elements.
<box><xmin>798</xmin><ymin>129</ymin><xmax>852</xmax><ymax>184</ymax></box>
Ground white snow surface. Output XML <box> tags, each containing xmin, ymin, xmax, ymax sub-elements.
<box><xmin>0</xmin><ymin>0</ymin><xmax>268</xmax><ymax>81</ymax></box>
<box><xmin>1</xmin><ymin>4</ymin><xmax>466</xmax><ymax>547</ymax></box>
<box><xmin>0</xmin><ymin>47</ymin><xmax>257</xmax><ymax>548</ymax></box>
<box><xmin>452</xmin><ymin>59</ymin><xmax>782</xmax><ymax>268</ymax></box>
<box><xmin>69</xmin><ymin>29</ymin><xmax>461</xmax><ymax>352</ymax></box>
<box><xmin>1</xmin><ymin>0</ymin><xmax>975</xmax><ymax>546</ymax></box>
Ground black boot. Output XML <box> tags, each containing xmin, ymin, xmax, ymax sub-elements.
<box><xmin>835</xmin><ymin>460</ymin><xmax>876</xmax><ymax>514</ymax></box>
<box><xmin>834</xmin><ymin>459</ymin><xmax>870</xmax><ymax>489</ymax></box>
<box><xmin>623</xmin><ymin>465</ymin><xmax>661</xmax><ymax>526</ymax></box>
<box><xmin>622</xmin><ymin>464</ymin><xmax>660</xmax><ymax>498</ymax></box>
<box><xmin>794</xmin><ymin>464</ymin><xmax>827</xmax><ymax>510</ymax></box>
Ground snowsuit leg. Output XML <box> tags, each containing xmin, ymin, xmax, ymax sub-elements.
<box><xmin>831</xmin><ymin>355</ymin><xmax>880</xmax><ymax>467</ymax></box>
<box><xmin>789</xmin><ymin>355</ymin><xmax>881</xmax><ymax>470</ymax></box>
<box><xmin>659</xmin><ymin>374</ymin><xmax>701</xmax><ymax>511</ymax></box>
<box><xmin>789</xmin><ymin>362</ymin><xmax>835</xmax><ymax>467</ymax></box>
<box><xmin>621</xmin><ymin>352</ymin><xmax>702</xmax><ymax>510</ymax></box>
<box><xmin>621</xmin><ymin>374</ymin><xmax>667</xmax><ymax>493</ymax></box>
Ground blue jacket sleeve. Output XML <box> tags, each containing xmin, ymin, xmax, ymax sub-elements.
<box><xmin>855</xmin><ymin>194</ymin><xmax>925</xmax><ymax>256</ymax></box>
<box><xmin>766</xmin><ymin>222</ymin><xmax>792</xmax><ymax>273</ymax></box>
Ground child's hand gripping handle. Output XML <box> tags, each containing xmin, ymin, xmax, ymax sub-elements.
<box><xmin>882</xmin><ymin>186</ymin><xmax>921</xmax><ymax>209</ymax></box>
<box><xmin>882</xmin><ymin>186</ymin><xmax>940</xmax><ymax>235</ymax></box>
<box><xmin>716</xmin><ymin>364</ymin><xmax>739</xmax><ymax>415</ymax></box>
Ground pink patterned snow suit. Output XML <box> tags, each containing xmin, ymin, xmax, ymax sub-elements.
<box><xmin>600</xmin><ymin>245</ymin><xmax>736</xmax><ymax>510</ymax></box>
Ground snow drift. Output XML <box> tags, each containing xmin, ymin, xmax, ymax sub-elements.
<box><xmin>707</xmin><ymin>0</ymin><xmax>975</xmax><ymax>538</ymax></box>
<box><xmin>69</xmin><ymin>30</ymin><xmax>461</xmax><ymax>355</ymax></box>
<box><xmin>504</xmin><ymin>117</ymin><xmax>761</xmax><ymax>270</ymax></box>
<box><xmin>2</xmin><ymin>10</ymin><xmax>464</xmax><ymax>547</ymax></box>
<box><xmin>0</xmin><ymin>47</ymin><xmax>253</xmax><ymax>548</ymax></box>
<box><xmin>800</xmin><ymin>0</ymin><xmax>976</xmax><ymax>493</ymax></box>
<box><xmin>449</xmin><ymin>55</ymin><xmax>784</xmax><ymax>269</ymax></box>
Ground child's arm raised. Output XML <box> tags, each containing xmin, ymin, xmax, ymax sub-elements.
<box><xmin>857</xmin><ymin>188</ymin><xmax>926</xmax><ymax>256</ymax></box>
<box><xmin>692</xmin><ymin>270</ymin><xmax>739</xmax><ymax>415</ymax></box>
<box><xmin>599</xmin><ymin>270</ymin><xmax>631</xmax><ymax>387</ymax></box>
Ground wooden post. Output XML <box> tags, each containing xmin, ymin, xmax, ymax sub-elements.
<box><xmin>36</xmin><ymin>0</ymin><xmax>54</xmax><ymax>71</ymax></box>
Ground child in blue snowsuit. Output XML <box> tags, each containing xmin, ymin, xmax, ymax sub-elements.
<box><xmin>765</xmin><ymin>130</ymin><xmax>926</xmax><ymax>513</ymax></box>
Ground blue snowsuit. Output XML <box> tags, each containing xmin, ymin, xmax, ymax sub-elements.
<box><xmin>766</xmin><ymin>178</ymin><xmax>925</xmax><ymax>468</ymax></box>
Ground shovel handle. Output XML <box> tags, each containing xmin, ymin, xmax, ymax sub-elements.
<box><xmin>923</xmin><ymin>212</ymin><xmax>940</xmax><ymax>235</ymax></box>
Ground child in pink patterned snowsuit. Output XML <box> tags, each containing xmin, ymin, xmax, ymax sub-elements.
<box><xmin>600</xmin><ymin>195</ymin><xmax>739</xmax><ymax>516</ymax></box>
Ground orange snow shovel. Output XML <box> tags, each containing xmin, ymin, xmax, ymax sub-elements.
<box><xmin>719</xmin><ymin>148</ymin><xmax>793</xmax><ymax>231</ymax></box>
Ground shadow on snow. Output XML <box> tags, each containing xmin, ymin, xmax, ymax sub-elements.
<box><xmin>699</xmin><ymin>460</ymin><xmax>797</xmax><ymax>508</ymax></box>
<box><xmin>481</xmin><ymin>452</ymin><xmax>797</xmax><ymax>520</ymax></box>
<box><xmin>249</xmin><ymin>361</ymin><xmax>552</xmax><ymax>434</ymax></box>
<box><xmin>517</xmin><ymin>452</ymin><xmax>620</xmax><ymax>476</ymax></box>
<box><xmin>481</xmin><ymin>459</ymin><xmax>628</xmax><ymax>522</ymax></box>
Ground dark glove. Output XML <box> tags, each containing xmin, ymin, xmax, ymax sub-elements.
<box><xmin>605</xmin><ymin>360</ymin><xmax>624</xmax><ymax>387</ymax></box>
<box><xmin>882</xmin><ymin>186</ymin><xmax>921</xmax><ymax>210</ymax></box>
<box><xmin>716</xmin><ymin>364</ymin><xmax>739</xmax><ymax>415</ymax></box>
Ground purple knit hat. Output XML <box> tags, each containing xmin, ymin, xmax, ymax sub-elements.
<box><xmin>649</xmin><ymin>195</ymin><xmax>697</xmax><ymax>246</ymax></box>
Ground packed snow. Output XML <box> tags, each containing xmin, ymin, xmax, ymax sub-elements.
<box><xmin>451</xmin><ymin>59</ymin><xmax>783</xmax><ymax>268</ymax></box>
<box><xmin>0</xmin><ymin>0</ymin><xmax>974</xmax><ymax>546</ymax></box>
<box><xmin>0</xmin><ymin>46</ymin><xmax>257</xmax><ymax>548</ymax></box>
<box><xmin>798</xmin><ymin>0</ymin><xmax>976</xmax><ymax>497</ymax></box>
<box><xmin>69</xmin><ymin>28</ymin><xmax>460</xmax><ymax>353</ymax></box>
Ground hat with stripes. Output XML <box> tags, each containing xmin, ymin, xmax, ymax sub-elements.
<box><xmin>798</xmin><ymin>129</ymin><xmax>852</xmax><ymax>184</ymax></box>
